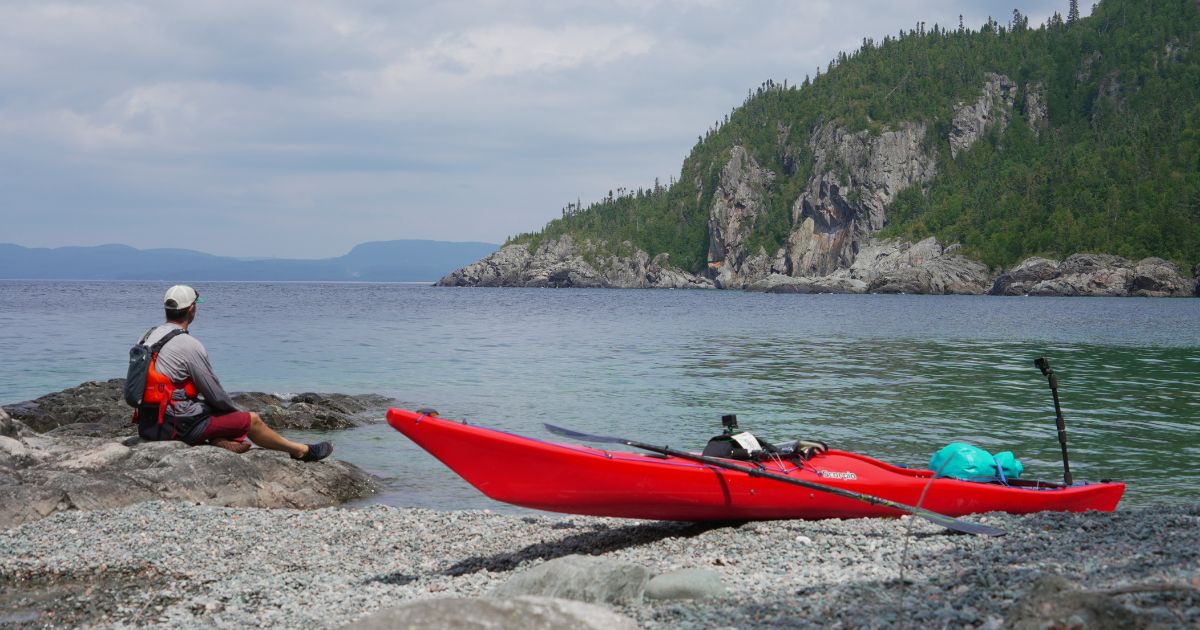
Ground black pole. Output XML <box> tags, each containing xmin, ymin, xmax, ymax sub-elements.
<box><xmin>1034</xmin><ymin>357</ymin><xmax>1073</xmax><ymax>486</ymax></box>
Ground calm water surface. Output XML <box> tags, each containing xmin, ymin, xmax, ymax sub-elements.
<box><xmin>1</xmin><ymin>281</ymin><xmax>1197</xmax><ymax>511</ymax></box>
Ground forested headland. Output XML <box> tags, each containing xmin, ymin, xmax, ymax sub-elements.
<box><xmin>509</xmin><ymin>0</ymin><xmax>1200</xmax><ymax>274</ymax></box>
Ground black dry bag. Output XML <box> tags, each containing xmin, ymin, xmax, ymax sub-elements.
<box><xmin>123</xmin><ymin>328</ymin><xmax>187</xmax><ymax>407</ymax></box>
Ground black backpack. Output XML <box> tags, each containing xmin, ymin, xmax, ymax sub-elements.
<box><xmin>123</xmin><ymin>328</ymin><xmax>188</xmax><ymax>407</ymax></box>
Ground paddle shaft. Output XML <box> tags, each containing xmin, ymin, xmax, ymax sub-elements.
<box><xmin>1035</xmin><ymin>358</ymin><xmax>1073</xmax><ymax>486</ymax></box>
<box><xmin>542</xmin><ymin>424</ymin><xmax>1004</xmax><ymax>537</ymax></box>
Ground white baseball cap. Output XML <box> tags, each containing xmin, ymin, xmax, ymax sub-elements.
<box><xmin>163</xmin><ymin>285</ymin><xmax>202</xmax><ymax>309</ymax></box>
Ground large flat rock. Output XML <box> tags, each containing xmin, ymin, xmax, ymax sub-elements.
<box><xmin>0</xmin><ymin>408</ymin><xmax>377</xmax><ymax>529</ymax></box>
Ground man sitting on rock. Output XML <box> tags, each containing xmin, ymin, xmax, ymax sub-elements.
<box><xmin>133</xmin><ymin>285</ymin><xmax>333</xmax><ymax>461</ymax></box>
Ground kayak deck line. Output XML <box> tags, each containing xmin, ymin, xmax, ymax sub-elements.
<box><xmin>387</xmin><ymin>408</ymin><xmax>1125</xmax><ymax>522</ymax></box>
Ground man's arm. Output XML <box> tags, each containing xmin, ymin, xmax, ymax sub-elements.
<box><xmin>187</xmin><ymin>351</ymin><xmax>239</xmax><ymax>414</ymax></box>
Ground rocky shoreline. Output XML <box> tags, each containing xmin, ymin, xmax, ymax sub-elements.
<box><xmin>1</xmin><ymin>502</ymin><xmax>1196</xmax><ymax>628</ymax></box>
<box><xmin>1</xmin><ymin>382</ymin><xmax>1197</xmax><ymax>628</ymax></box>
<box><xmin>0</xmin><ymin>381</ymin><xmax>390</xmax><ymax>529</ymax></box>
<box><xmin>439</xmin><ymin>235</ymin><xmax>1198</xmax><ymax>298</ymax></box>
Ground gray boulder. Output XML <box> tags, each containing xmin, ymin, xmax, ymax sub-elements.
<box><xmin>645</xmin><ymin>568</ymin><xmax>726</xmax><ymax>601</ymax></box>
<box><xmin>1129</xmin><ymin>258</ymin><xmax>1191</xmax><ymax>297</ymax></box>
<box><xmin>991</xmin><ymin>254</ymin><xmax>1192</xmax><ymax>297</ymax></box>
<box><xmin>347</xmin><ymin>596</ymin><xmax>638</xmax><ymax>630</ymax></box>
<box><xmin>850</xmin><ymin>238</ymin><xmax>992</xmax><ymax>294</ymax></box>
<box><xmin>2</xmin><ymin>379</ymin><xmax>132</xmax><ymax>436</ymax></box>
<box><xmin>0</xmin><ymin>407</ymin><xmax>26</xmax><ymax>439</ymax></box>
<box><xmin>989</xmin><ymin>257</ymin><xmax>1061</xmax><ymax>296</ymax></box>
<box><xmin>0</xmin><ymin>428</ymin><xmax>377</xmax><ymax>528</ymax></box>
<box><xmin>491</xmin><ymin>554</ymin><xmax>650</xmax><ymax>606</ymax></box>
<box><xmin>746</xmin><ymin>273</ymin><xmax>867</xmax><ymax>294</ymax></box>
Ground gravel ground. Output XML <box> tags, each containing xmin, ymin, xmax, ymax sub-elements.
<box><xmin>1</xmin><ymin>502</ymin><xmax>1197</xmax><ymax>628</ymax></box>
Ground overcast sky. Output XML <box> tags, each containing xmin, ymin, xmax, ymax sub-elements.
<box><xmin>1</xmin><ymin>1</ymin><xmax>1077</xmax><ymax>258</ymax></box>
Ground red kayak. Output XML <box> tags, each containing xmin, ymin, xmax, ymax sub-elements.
<box><xmin>387</xmin><ymin>408</ymin><xmax>1125</xmax><ymax>521</ymax></box>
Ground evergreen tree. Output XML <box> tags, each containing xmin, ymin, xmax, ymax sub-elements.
<box><xmin>1068</xmin><ymin>0</ymin><xmax>1081</xmax><ymax>23</ymax></box>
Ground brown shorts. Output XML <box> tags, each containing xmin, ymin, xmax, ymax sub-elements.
<box><xmin>195</xmin><ymin>410</ymin><xmax>252</xmax><ymax>443</ymax></box>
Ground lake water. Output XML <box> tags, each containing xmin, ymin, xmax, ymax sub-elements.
<box><xmin>1</xmin><ymin>281</ymin><xmax>1197</xmax><ymax>511</ymax></box>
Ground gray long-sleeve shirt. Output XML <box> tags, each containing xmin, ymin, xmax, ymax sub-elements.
<box><xmin>141</xmin><ymin>323</ymin><xmax>238</xmax><ymax>418</ymax></box>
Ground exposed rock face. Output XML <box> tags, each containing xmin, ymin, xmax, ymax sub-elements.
<box><xmin>604</xmin><ymin>250</ymin><xmax>715</xmax><ymax>289</ymax></box>
<box><xmin>848</xmin><ymin>238</ymin><xmax>992</xmax><ymax>294</ymax></box>
<box><xmin>349</xmin><ymin>596</ymin><xmax>638</xmax><ymax>630</ymax></box>
<box><xmin>785</xmin><ymin>122</ymin><xmax>938</xmax><ymax>278</ymax></box>
<box><xmin>747</xmin><ymin>237</ymin><xmax>991</xmax><ymax>295</ymax></box>
<box><xmin>1129</xmin><ymin>257</ymin><xmax>1192</xmax><ymax>297</ymax></box>
<box><xmin>1194</xmin><ymin>263</ymin><xmax>1200</xmax><ymax>296</ymax></box>
<box><xmin>436</xmin><ymin>235</ymin><xmax>713</xmax><ymax>289</ymax></box>
<box><xmin>0</xmin><ymin>410</ymin><xmax>377</xmax><ymax>529</ymax></box>
<box><xmin>1025</xmin><ymin>82</ymin><xmax>1048</xmax><ymax>135</ymax></box>
<box><xmin>745</xmin><ymin>273</ymin><xmax>867</xmax><ymax>294</ymax></box>
<box><xmin>1077</xmin><ymin>51</ymin><xmax>1103</xmax><ymax>82</ymax></box>
<box><xmin>706</xmin><ymin>146</ymin><xmax>777</xmax><ymax>288</ymax></box>
<box><xmin>2</xmin><ymin>379</ymin><xmax>391</xmax><ymax>437</ymax></box>
<box><xmin>990</xmin><ymin>254</ymin><xmax>1192</xmax><ymax>297</ymax></box>
<box><xmin>436</xmin><ymin>243</ymin><xmax>537</xmax><ymax>287</ymax></box>
<box><xmin>949</xmin><ymin>72</ymin><xmax>1016</xmax><ymax>158</ymax></box>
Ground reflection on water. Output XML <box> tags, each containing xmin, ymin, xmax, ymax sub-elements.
<box><xmin>1</xmin><ymin>282</ymin><xmax>1197</xmax><ymax>510</ymax></box>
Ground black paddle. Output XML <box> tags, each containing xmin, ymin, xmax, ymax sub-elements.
<box><xmin>1034</xmin><ymin>357</ymin><xmax>1073</xmax><ymax>486</ymax></box>
<box><xmin>544</xmin><ymin>423</ymin><xmax>1005</xmax><ymax>537</ymax></box>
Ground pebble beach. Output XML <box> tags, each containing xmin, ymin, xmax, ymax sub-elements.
<box><xmin>2</xmin><ymin>501</ymin><xmax>1197</xmax><ymax>628</ymax></box>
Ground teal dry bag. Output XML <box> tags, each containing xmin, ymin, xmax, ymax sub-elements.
<box><xmin>929</xmin><ymin>442</ymin><xmax>1024</xmax><ymax>482</ymax></box>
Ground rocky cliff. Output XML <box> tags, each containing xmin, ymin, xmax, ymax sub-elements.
<box><xmin>782</xmin><ymin>121</ymin><xmax>938</xmax><ymax>282</ymax></box>
<box><xmin>440</xmin><ymin>47</ymin><xmax>1196</xmax><ymax>298</ymax></box>
<box><xmin>705</xmin><ymin>146</ymin><xmax>779</xmax><ymax>288</ymax></box>
<box><xmin>437</xmin><ymin>235</ymin><xmax>713</xmax><ymax>289</ymax></box>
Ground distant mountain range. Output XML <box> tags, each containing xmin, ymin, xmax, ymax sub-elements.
<box><xmin>0</xmin><ymin>240</ymin><xmax>500</xmax><ymax>282</ymax></box>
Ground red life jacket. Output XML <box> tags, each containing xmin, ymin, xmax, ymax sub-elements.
<box><xmin>140</xmin><ymin>352</ymin><xmax>198</xmax><ymax>438</ymax></box>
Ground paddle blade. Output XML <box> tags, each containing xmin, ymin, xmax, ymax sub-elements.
<box><xmin>544</xmin><ymin>423</ymin><xmax>629</xmax><ymax>446</ymax></box>
<box><xmin>915</xmin><ymin>510</ymin><xmax>1005</xmax><ymax>537</ymax></box>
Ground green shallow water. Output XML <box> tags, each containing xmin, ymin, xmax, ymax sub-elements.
<box><xmin>1</xmin><ymin>281</ymin><xmax>1197</xmax><ymax>511</ymax></box>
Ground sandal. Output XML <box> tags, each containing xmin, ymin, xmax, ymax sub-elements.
<box><xmin>294</xmin><ymin>441</ymin><xmax>333</xmax><ymax>462</ymax></box>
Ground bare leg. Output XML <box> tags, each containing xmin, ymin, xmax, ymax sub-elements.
<box><xmin>246</xmin><ymin>412</ymin><xmax>308</xmax><ymax>459</ymax></box>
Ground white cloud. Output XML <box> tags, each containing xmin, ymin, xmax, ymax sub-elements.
<box><xmin>1</xmin><ymin>0</ymin><xmax>1091</xmax><ymax>258</ymax></box>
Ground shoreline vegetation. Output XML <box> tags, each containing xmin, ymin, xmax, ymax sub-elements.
<box><xmin>2</xmin><ymin>381</ymin><xmax>1198</xmax><ymax>627</ymax></box>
